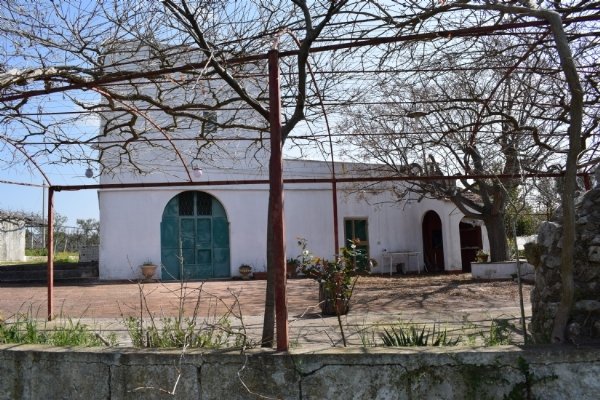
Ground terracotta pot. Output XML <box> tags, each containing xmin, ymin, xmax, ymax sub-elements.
<box><xmin>253</xmin><ymin>271</ymin><xmax>267</xmax><ymax>280</ymax></box>
<box><xmin>319</xmin><ymin>282</ymin><xmax>349</xmax><ymax>316</ymax></box>
<box><xmin>140</xmin><ymin>264</ymin><xmax>157</xmax><ymax>280</ymax></box>
<box><xmin>239</xmin><ymin>266</ymin><xmax>252</xmax><ymax>280</ymax></box>
<box><xmin>286</xmin><ymin>262</ymin><xmax>298</xmax><ymax>278</ymax></box>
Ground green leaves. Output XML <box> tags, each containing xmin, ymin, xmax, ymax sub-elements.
<box><xmin>380</xmin><ymin>324</ymin><xmax>460</xmax><ymax>347</ymax></box>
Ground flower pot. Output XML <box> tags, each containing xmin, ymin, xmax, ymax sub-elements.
<box><xmin>253</xmin><ymin>271</ymin><xmax>267</xmax><ymax>280</ymax></box>
<box><xmin>140</xmin><ymin>264</ymin><xmax>157</xmax><ymax>280</ymax></box>
<box><xmin>319</xmin><ymin>283</ymin><xmax>349</xmax><ymax>316</ymax></box>
<box><xmin>286</xmin><ymin>262</ymin><xmax>298</xmax><ymax>278</ymax></box>
<box><xmin>239</xmin><ymin>265</ymin><xmax>252</xmax><ymax>280</ymax></box>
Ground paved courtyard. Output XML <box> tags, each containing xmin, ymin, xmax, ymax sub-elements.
<box><xmin>0</xmin><ymin>274</ymin><xmax>532</xmax><ymax>347</ymax></box>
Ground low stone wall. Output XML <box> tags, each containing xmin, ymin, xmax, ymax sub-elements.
<box><xmin>79</xmin><ymin>245</ymin><xmax>99</xmax><ymax>263</ymax></box>
<box><xmin>0</xmin><ymin>221</ymin><xmax>25</xmax><ymax>262</ymax></box>
<box><xmin>1</xmin><ymin>345</ymin><xmax>599</xmax><ymax>399</ymax></box>
<box><xmin>471</xmin><ymin>261</ymin><xmax>535</xmax><ymax>280</ymax></box>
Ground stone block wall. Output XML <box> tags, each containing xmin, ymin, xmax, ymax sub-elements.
<box><xmin>529</xmin><ymin>171</ymin><xmax>600</xmax><ymax>343</ymax></box>
<box><xmin>79</xmin><ymin>245</ymin><xmax>99</xmax><ymax>263</ymax></box>
<box><xmin>1</xmin><ymin>345</ymin><xmax>600</xmax><ymax>399</ymax></box>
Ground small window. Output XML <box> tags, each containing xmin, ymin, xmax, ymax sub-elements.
<box><xmin>344</xmin><ymin>218</ymin><xmax>370</xmax><ymax>268</ymax></box>
<box><xmin>201</xmin><ymin>111</ymin><xmax>218</xmax><ymax>136</ymax></box>
<box><xmin>178</xmin><ymin>192</ymin><xmax>195</xmax><ymax>216</ymax></box>
<box><xmin>196</xmin><ymin>192</ymin><xmax>213</xmax><ymax>216</ymax></box>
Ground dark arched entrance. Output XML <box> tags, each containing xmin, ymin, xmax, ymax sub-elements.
<box><xmin>422</xmin><ymin>210</ymin><xmax>445</xmax><ymax>272</ymax></box>
<box><xmin>160</xmin><ymin>191</ymin><xmax>230</xmax><ymax>280</ymax></box>
<box><xmin>459</xmin><ymin>218</ymin><xmax>483</xmax><ymax>272</ymax></box>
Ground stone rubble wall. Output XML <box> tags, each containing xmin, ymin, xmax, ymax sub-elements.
<box><xmin>529</xmin><ymin>173</ymin><xmax>600</xmax><ymax>343</ymax></box>
<box><xmin>78</xmin><ymin>245</ymin><xmax>99</xmax><ymax>263</ymax></box>
<box><xmin>1</xmin><ymin>345</ymin><xmax>600</xmax><ymax>399</ymax></box>
<box><xmin>0</xmin><ymin>221</ymin><xmax>25</xmax><ymax>262</ymax></box>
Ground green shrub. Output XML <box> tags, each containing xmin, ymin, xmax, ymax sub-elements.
<box><xmin>25</xmin><ymin>248</ymin><xmax>47</xmax><ymax>256</ymax></box>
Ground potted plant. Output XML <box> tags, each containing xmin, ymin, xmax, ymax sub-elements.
<box><xmin>286</xmin><ymin>258</ymin><xmax>300</xmax><ymax>278</ymax></box>
<box><xmin>476</xmin><ymin>249</ymin><xmax>489</xmax><ymax>263</ymax></box>
<box><xmin>238</xmin><ymin>264</ymin><xmax>252</xmax><ymax>280</ymax></box>
<box><xmin>140</xmin><ymin>260</ymin><xmax>157</xmax><ymax>280</ymax></box>
<box><xmin>298</xmin><ymin>237</ymin><xmax>370</xmax><ymax>316</ymax></box>
<box><xmin>252</xmin><ymin>268</ymin><xmax>267</xmax><ymax>280</ymax></box>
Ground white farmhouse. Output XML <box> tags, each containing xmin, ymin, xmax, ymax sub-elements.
<box><xmin>98</xmin><ymin>155</ymin><xmax>489</xmax><ymax>280</ymax></box>
<box><xmin>97</xmin><ymin>46</ymin><xmax>488</xmax><ymax>280</ymax></box>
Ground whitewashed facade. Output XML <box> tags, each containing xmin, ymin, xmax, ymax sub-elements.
<box><xmin>98</xmin><ymin>157</ymin><xmax>489</xmax><ymax>280</ymax></box>
<box><xmin>97</xmin><ymin>46</ymin><xmax>488</xmax><ymax>280</ymax></box>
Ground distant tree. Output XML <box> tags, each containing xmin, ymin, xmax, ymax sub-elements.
<box><xmin>76</xmin><ymin>219</ymin><xmax>99</xmax><ymax>246</ymax></box>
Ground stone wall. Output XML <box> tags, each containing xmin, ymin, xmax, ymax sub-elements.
<box><xmin>529</xmin><ymin>171</ymin><xmax>600</xmax><ymax>343</ymax></box>
<box><xmin>79</xmin><ymin>245</ymin><xmax>99</xmax><ymax>263</ymax></box>
<box><xmin>0</xmin><ymin>220</ymin><xmax>25</xmax><ymax>262</ymax></box>
<box><xmin>1</xmin><ymin>345</ymin><xmax>600</xmax><ymax>399</ymax></box>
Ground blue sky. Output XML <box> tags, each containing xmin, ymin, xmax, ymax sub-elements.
<box><xmin>0</xmin><ymin>166</ymin><xmax>99</xmax><ymax>227</ymax></box>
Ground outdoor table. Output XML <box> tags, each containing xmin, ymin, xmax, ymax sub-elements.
<box><xmin>383</xmin><ymin>251</ymin><xmax>422</xmax><ymax>275</ymax></box>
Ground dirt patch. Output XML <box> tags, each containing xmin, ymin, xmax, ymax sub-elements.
<box><xmin>350</xmin><ymin>273</ymin><xmax>531</xmax><ymax>316</ymax></box>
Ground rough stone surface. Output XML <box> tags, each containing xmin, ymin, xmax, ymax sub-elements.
<box><xmin>0</xmin><ymin>346</ymin><xmax>110</xmax><ymax>399</ymax></box>
<box><xmin>530</xmin><ymin>174</ymin><xmax>600</xmax><ymax>343</ymax></box>
<box><xmin>2</xmin><ymin>345</ymin><xmax>600</xmax><ymax>399</ymax></box>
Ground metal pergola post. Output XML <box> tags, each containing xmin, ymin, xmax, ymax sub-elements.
<box><xmin>268</xmin><ymin>48</ymin><xmax>288</xmax><ymax>351</ymax></box>
<box><xmin>46</xmin><ymin>186</ymin><xmax>54</xmax><ymax>320</ymax></box>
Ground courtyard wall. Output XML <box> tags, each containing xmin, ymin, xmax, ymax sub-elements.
<box><xmin>1</xmin><ymin>344</ymin><xmax>599</xmax><ymax>399</ymax></box>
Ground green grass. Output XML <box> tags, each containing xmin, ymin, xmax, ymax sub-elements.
<box><xmin>0</xmin><ymin>310</ymin><xmax>116</xmax><ymax>347</ymax></box>
<box><xmin>25</xmin><ymin>248</ymin><xmax>48</xmax><ymax>257</ymax></box>
<box><xmin>0</xmin><ymin>251</ymin><xmax>79</xmax><ymax>266</ymax></box>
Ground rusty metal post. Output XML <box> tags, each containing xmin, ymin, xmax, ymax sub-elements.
<box><xmin>268</xmin><ymin>48</ymin><xmax>288</xmax><ymax>351</ymax></box>
<box><xmin>47</xmin><ymin>187</ymin><xmax>55</xmax><ymax>320</ymax></box>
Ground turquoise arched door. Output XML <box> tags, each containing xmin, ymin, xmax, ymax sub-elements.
<box><xmin>161</xmin><ymin>191</ymin><xmax>230</xmax><ymax>280</ymax></box>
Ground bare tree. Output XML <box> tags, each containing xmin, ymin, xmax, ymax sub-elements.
<box><xmin>341</xmin><ymin>35</ymin><xmax>574</xmax><ymax>261</ymax></box>
<box><xmin>1</xmin><ymin>0</ymin><xmax>597</xmax><ymax>346</ymax></box>
<box><xmin>0</xmin><ymin>0</ymin><xmax>359</xmax><ymax>348</ymax></box>
<box><xmin>340</xmin><ymin>0</ymin><xmax>598</xmax><ymax>342</ymax></box>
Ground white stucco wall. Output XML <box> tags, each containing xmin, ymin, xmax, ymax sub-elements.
<box><xmin>99</xmin><ymin>186</ymin><xmax>270</xmax><ymax>280</ymax></box>
<box><xmin>98</xmin><ymin>168</ymin><xmax>481</xmax><ymax>279</ymax></box>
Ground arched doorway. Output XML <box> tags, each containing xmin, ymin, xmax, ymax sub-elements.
<box><xmin>422</xmin><ymin>210</ymin><xmax>445</xmax><ymax>272</ymax></box>
<box><xmin>459</xmin><ymin>218</ymin><xmax>483</xmax><ymax>272</ymax></box>
<box><xmin>160</xmin><ymin>191</ymin><xmax>230</xmax><ymax>280</ymax></box>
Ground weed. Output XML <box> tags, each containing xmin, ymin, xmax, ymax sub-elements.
<box><xmin>122</xmin><ymin>279</ymin><xmax>253</xmax><ymax>349</ymax></box>
<box><xmin>483</xmin><ymin>318</ymin><xmax>514</xmax><ymax>346</ymax></box>
<box><xmin>0</xmin><ymin>310</ymin><xmax>115</xmax><ymax>347</ymax></box>
<box><xmin>380</xmin><ymin>323</ymin><xmax>460</xmax><ymax>347</ymax></box>
<box><xmin>356</xmin><ymin>325</ymin><xmax>377</xmax><ymax>347</ymax></box>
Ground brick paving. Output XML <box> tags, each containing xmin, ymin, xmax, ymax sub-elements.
<box><xmin>0</xmin><ymin>274</ymin><xmax>531</xmax><ymax>347</ymax></box>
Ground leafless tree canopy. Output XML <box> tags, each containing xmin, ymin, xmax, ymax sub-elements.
<box><xmin>0</xmin><ymin>0</ymin><xmax>598</xmax><ymax>345</ymax></box>
<box><xmin>0</xmin><ymin>0</ymin><xmax>597</xmax><ymax>181</ymax></box>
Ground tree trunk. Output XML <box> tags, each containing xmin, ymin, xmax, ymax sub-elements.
<box><xmin>545</xmin><ymin>13</ymin><xmax>582</xmax><ymax>344</ymax></box>
<box><xmin>483</xmin><ymin>214</ymin><xmax>509</xmax><ymax>262</ymax></box>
